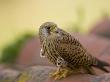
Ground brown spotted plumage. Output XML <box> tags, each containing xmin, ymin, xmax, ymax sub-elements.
<box><xmin>39</xmin><ymin>22</ymin><xmax>110</xmax><ymax>79</ymax></box>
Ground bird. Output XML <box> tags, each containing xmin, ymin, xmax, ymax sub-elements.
<box><xmin>39</xmin><ymin>22</ymin><xmax>110</xmax><ymax>80</ymax></box>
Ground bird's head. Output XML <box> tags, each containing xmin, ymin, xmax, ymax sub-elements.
<box><xmin>39</xmin><ymin>22</ymin><xmax>60</xmax><ymax>37</ymax></box>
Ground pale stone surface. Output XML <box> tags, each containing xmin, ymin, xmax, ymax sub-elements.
<box><xmin>0</xmin><ymin>65</ymin><xmax>110</xmax><ymax>82</ymax></box>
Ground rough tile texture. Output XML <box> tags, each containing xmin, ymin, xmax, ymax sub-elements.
<box><xmin>0</xmin><ymin>65</ymin><xmax>110</xmax><ymax>82</ymax></box>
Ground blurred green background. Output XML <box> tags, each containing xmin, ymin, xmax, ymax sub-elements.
<box><xmin>0</xmin><ymin>0</ymin><xmax>110</xmax><ymax>64</ymax></box>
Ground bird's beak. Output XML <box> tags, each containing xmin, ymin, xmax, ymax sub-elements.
<box><xmin>54</xmin><ymin>28</ymin><xmax>60</xmax><ymax>33</ymax></box>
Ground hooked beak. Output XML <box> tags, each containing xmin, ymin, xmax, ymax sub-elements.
<box><xmin>54</xmin><ymin>28</ymin><xmax>60</xmax><ymax>33</ymax></box>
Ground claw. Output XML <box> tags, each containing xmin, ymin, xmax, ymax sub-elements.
<box><xmin>55</xmin><ymin>68</ymin><xmax>75</xmax><ymax>80</ymax></box>
<box><xmin>49</xmin><ymin>72</ymin><xmax>58</xmax><ymax>77</ymax></box>
<box><xmin>49</xmin><ymin>68</ymin><xmax>73</xmax><ymax>80</ymax></box>
<box><xmin>54</xmin><ymin>75</ymin><xmax>62</xmax><ymax>80</ymax></box>
<box><xmin>49</xmin><ymin>70</ymin><xmax>62</xmax><ymax>78</ymax></box>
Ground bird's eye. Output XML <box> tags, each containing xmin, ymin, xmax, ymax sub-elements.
<box><xmin>47</xmin><ymin>26</ymin><xmax>50</xmax><ymax>30</ymax></box>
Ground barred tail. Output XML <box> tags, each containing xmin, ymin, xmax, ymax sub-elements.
<box><xmin>93</xmin><ymin>59</ymin><xmax>110</xmax><ymax>73</ymax></box>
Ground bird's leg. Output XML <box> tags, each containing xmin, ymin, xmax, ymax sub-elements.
<box><xmin>54</xmin><ymin>68</ymin><xmax>74</xmax><ymax>80</ymax></box>
<box><xmin>49</xmin><ymin>66</ymin><xmax>62</xmax><ymax>78</ymax></box>
<box><xmin>62</xmin><ymin>68</ymin><xmax>73</xmax><ymax>77</ymax></box>
<box><xmin>49</xmin><ymin>56</ymin><xmax>64</xmax><ymax>77</ymax></box>
<box><xmin>50</xmin><ymin>56</ymin><xmax>72</xmax><ymax>80</ymax></box>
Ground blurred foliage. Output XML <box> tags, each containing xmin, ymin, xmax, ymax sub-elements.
<box><xmin>0</xmin><ymin>33</ymin><xmax>35</xmax><ymax>65</ymax></box>
<box><xmin>67</xmin><ymin>6</ymin><xmax>85</xmax><ymax>33</ymax></box>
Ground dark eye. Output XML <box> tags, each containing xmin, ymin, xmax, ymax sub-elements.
<box><xmin>47</xmin><ymin>26</ymin><xmax>50</xmax><ymax>30</ymax></box>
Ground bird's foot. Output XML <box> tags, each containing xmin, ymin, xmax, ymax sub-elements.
<box><xmin>49</xmin><ymin>69</ymin><xmax>63</xmax><ymax>78</ymax></box>
<box><xmin>49</xmin><ymin>69</ymin><xmax>73</xmax><ymax>80</ymax></box>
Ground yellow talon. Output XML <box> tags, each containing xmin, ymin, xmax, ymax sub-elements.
<box><xmin>54</xmin><ymin>68</ymin><xmax>75</xmax><ymax>80</ymax></box>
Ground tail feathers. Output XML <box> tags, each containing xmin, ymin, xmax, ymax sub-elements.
<box><xmin>93</xmin><ymin>59</ymin><xmax>110</xmax><ymax>73</ymax></box>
